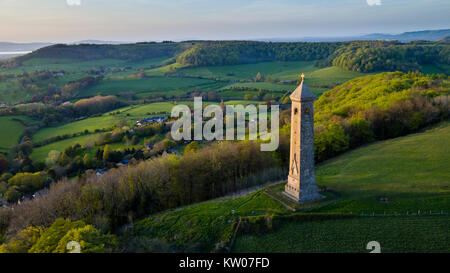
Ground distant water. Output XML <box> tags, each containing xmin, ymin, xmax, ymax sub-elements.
<box><xmin>0</xmin><ymin>51</ymin><xmax>31</xmax><ymax>55</ymax></box>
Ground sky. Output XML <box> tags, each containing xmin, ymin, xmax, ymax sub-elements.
<box><xmin>0</xmin><ymin>0</ymin><xmax>449</xmax><ymax>43</ymax></box>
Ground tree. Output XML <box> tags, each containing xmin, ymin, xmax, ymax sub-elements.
<box><xmin>344</xmin><ymin>117</ymin><xmax>375</xmax><ymax>148</ymax></box>
<box><xmin>45</xmin><ymin>150</ymin><xmax>61</xmax><ymax>167</ymax></box>
<box><xmin>0</xmin><ymin>226</ymin><xmax>42</xmax><ymax>253</ymax></box>
<box><xmin>184</xmin><ymin>141</ymin><xmax>199</xmax><ymax>154</ymax></box>
<box><xmin>83</xmin><ymin>154</ymin><xmax>91</xmax><ymax>169</ymax></box>
<box><xmin>263</xmin><ymin>94</ymin><xmax>272</xmax><ymax>101</ymax></box>
<box><xmin>26</xmin><ymin>218</ymin><xmax>117</xmax><ymax>253</ymax></box>
<box><xmin>0</xmin><ymin>173</ymin><xmax>12</xmax><ymax>182</ymax></box>
<box><xmin>315</xmin><ymin>123</ymin><xmax>349</xmax><ymax>162</ymax></box>
<box><xmin>131</xmin><ymin>135</ymin><xmax>139</xmax><ymax>145</ymax></box>
<box><xmin>7</xmin><ymin>172</ymin><xmax>46</xmax><ymax>195</ymax></box>
<box><xmin>0</xmin><ymin>159</ymin><xmax>9</xmax><ymax>174</ymax></box>
<box><xmin>5</xmin><ymin>187</ymin><xmax>21</xmax><ymax>203</ymax></box>
<box><xmin>55</xmin><ymin>225</ymin><xmax>117</xmax><ymax>253</ymax></box>
<box><xmin>103</xmin><ymin>145</ymin><xmax>111</xmax><ymax>161</ymax></box>
<box><xmin>281</xmin><ymin>96</ymin><xmax>291</xmax><ymax>104</ymax></box>
<box><xmin>29</xmin><ymin>218</ymin><xmax>86</xmax><ymax>253</ymax></box>
<box><xmin>255</xmin><ymin>72</ymin><xmax>264</xmax><ymax>82</ymax></box>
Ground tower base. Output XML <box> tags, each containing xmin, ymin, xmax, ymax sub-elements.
<box><xmin>282</xmin><ymin>185</ymin><xmax>324</xmax><ymax>204</ymax></box>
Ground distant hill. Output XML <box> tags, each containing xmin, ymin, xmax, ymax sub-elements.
<box><xmin>71</xmin><ymin>40</ymin><xmax>131</xmax><ymax>45</ymax></box>
<box><xmin>439</xmin><ymin>36</ymin><xmax>450</xmax><ymax>43</ymax></box>
<box><xmin>5</xmin><ymin>42</ymin><xmax>193</xmax><ymax>65</ymax></box>
<box><xmin>259</xmin><ymin>29</ymin><xmax>450</xmax><ymax>43</ymax></box>
<box><xmin>2</xmin><ymin>39</ymin><xmax>449</xmax><ymax>74</ymax></box>
<box><xmin>361</xmin><ymin>29</ymin><xmax>450</xmax><ymax>42</ymax></box>
<box><xmin>0</xmin><ymin>42</ymin><xmax>53</xmax><ymax>52</ymax></box>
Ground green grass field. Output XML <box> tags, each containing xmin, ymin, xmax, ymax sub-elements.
<box><xmin>131</xmin><ymin>121</ymin><xmax>450</xmax><ymax>252</ymax></box>
<box><xmin>32</xmin><ymin>100</ymin><xmax>251</xmax><ymax>147</ymax></box>
<box><xmin>30</xmin><ymin>101</ymin><xmax>185</xmax><ymax>160</ymax></box>
<box><xmin>1</xmin><ymin>57</ymin><xmax>172</xmax><ymax>75</ymax></box>
<box><xmin>220</xmin><ymin>82</ymin><xmax>296</xmax><ymax>92</ymax></box>
<box><xmin>31</xmin><ymin>134</ymin><xmax>100</xmax><ymax>162</ymax></box>
<box><xmin>132</xmin><ymin>189</ymin><xmax>288</xmax><ymax>251</ymax></box>
<box><xmin>0</xmin><ymin>116</ymin><xmax>31</xmax><ymax>153</ymax></box>
<box><xmin>77</xmin><ymin>77</ymin><xmax>216</xmax><ymax>98</ymax></box>
<box><xmin>1</xmin><ymin>59</ymin><xmax>370</xmax><ymax>104</ymax></box>
<box><xmin>233</xmin><ymin>216</ymin><xmax>450</xmax><ymax>253</ymax></box>
<box><xmin>178</xmin><ymin>61</ymin><xmax>318</xmax><ymax>81</ymax></box>
<box><xmin>306</xmin><ymin>66</ymin><xmax>373</xmax><ymax>87</ymax></box>
<box><xmin>32</xmin><ymin>115</ymin><xmax>119</xmax><ymax>143</ymax></box>
<box><xmin>32</xmin><ymin>102</ymin><xmax>178</xmax><ymax>143</ymax></box>
<box><xmin>313</xmin><ymin>121</ymin><xmax>450</xmax><ymax>214</ymax></box>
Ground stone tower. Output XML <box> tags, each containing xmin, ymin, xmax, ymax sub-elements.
<box><xmin>283</xmin><ymin>74</ymin><xmax>323</xmax><ymax>203</ymax></box>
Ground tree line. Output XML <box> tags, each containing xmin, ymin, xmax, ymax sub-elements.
<box><xmin>176</xmin><ymin>40</ymin><xmax>449</xmax><ymax>73</ymax></box>
<box><xmin>0</xmin><ymin>140</ymin><xmax>288</xmax><ymax>243</ymax></box>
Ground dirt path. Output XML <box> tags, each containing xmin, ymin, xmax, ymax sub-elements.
<box><xmin>224</xmin><ymin>180</ymin><xmax>286</xmax><ymax>198</ymax></box>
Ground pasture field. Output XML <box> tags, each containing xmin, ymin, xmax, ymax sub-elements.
<box><xmin>32</xmin><ymin>102</ymin><xmax>179</xmax><ymax>143</ymax></box>
<box><xmin>218</xmin><ymin>90</ymin><xmax>259</xmax><ymax>100</ymax></box>
<box><xmin>77</xmin><ymin>77</ymin><xmax>216</xmax><ymax>98</ymax></box>
<box><xmin>220</xmin><ymin>82</ymin><xmax>296</xmax><ymax>92</ymax></box>
<box><xmin>306</xmin><ymin>66</ymin><xmax>373</xmax><ymax>87</ymax></box>
<box><xmin>32</xmin><ymin>115</ymin><xmax>119</xmax><ymax>143</ymax></box>
<box><xmin>233</xmin><ymin>215</ymin><xmax>450</xmax><ymax>253</ymax></box>
<box><xmin>421</xmin><ymin>63</ymin><xmax>450</xmax><ymax>75</ymax></box>
<box><xmin>131</xmin><ymin>121</ymin><xmax>450</xmax><ymax>252</ymax></box>
<box><xmin>0</xmin><ymin>116</ymin><xmax>32</xmax><ymax>152</ymax></box>
<box><xmin>31</xmin><ymin>134</ymin><xmax>100</xmax><ymax>162</ymax></box>
<box><xmin>219</xmin><ymin>82</ymin><xmax>326</xmax><ymax>97</ymax></box>
<box><xmin>178</xmin><ymin>61</ymin><xmax>318</xmax><ymax>81</ymax></box>
<box><xmin>135</xmin><ymin>90</ymin><xmax>188</xmax><ymax>99</ymax></box>
<box><xmin>1</xmin><ymin>56</ymin><xmax>172</xmax><ymax>74</ymax></box>
<box><xmin>313</xmin><ymin>121</ymin><xmax>450</xmax><ymax>214</ymax></box>
<box><xmin>144</xmin><ymin>62</ymin><xmax>187</xmax><ymax>77</ymax></box>
<box><xmin>132</xmin><ymin>189</ymin><xmax>288</xmax><ymax>252</ymax></box>
<box><xmin>30</xmin><ymin>101</ymin><xmax>186</xmax><ymax>160</ymax></box>
<box><xmin>112</xmin><ymin>101</ymin><xmax>180</xmax><ymax>117</ymax></box>
<box><xmin>31</xmin><ymin>131</ymin><xmax>160</xmax><ymax>163</ymax></box>
<box><xmin>0</xmin><ymin>71</ymin><xmax>88</xmax><ymax>104</ymax></box>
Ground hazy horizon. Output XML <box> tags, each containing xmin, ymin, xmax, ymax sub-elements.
<box><xmin>1</xmin><ymin>0</ymin><xmax>449</xmax><ymax>43</ymax></box>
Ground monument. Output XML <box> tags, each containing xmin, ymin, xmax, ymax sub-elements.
<box><xmin>283</xmin><ymin>74</ymin><xmax>324</xmax><ymax>203</ymax></box>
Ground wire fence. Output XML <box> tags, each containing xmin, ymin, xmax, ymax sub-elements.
<box><xmin>354</xmin><ymin>210</ymin><xmax>449</xmax><ymax>217</ymax></box>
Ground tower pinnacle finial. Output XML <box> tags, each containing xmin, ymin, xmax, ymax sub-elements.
<box><xmin>301</xmin><ymin>73</ymin><xmax>305</xmax><ymax>82</ymax></box>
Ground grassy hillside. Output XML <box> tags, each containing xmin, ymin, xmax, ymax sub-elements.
<box><xmin>233</xmin><ymin>216</ymin><xmax>449</xmax><ymax>253</ymax></box>
<box><xmin>131</xmin><ymin>121</ymin><xmax>450</xmax><ymax>252</ymax></box>
<box><xmin>2</xmin><ymin>57</ymin><xmax>171</xmax><ymax>75</ymax></box>
<box><xmin>315</xmin><ymin>72</ymin><xmax>449</xmax><ymax>123</ymax></box>
<box><xmin>178</xmin><ymin>61</ymin><xmax>318</xmax><ymax>80</ymax></box>
<box><xmin>31</xmin><ymin>134</ymin><xmax>100</xmax><ymax>162</ymax></box>
<box><xmin>32</xmin><ymin>102</ymin><xmax>175</xmax><ymax>143</ymax></box>
<box><xmin>77</xmin><ymin>77</ymin><xmax>216</xmax><ymax>98</ymax></box>
<box><xmin>0</xmin><ymin>116</ymin><xmax>31</xmax><ymax>153</ymax></box>
<box><xmin>131</xmin><ymin>189</ymin><xmax>287</xmax><ymax>252</ymax></box>
<box><xmin>313</xmin><ymin>121</ymin><xmax>450</xmax><ymax>214</ymax></box>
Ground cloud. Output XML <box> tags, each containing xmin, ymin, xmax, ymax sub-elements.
<box><xmin>366</xmin><ymin>0</ymin><xmax>381</xmax><ymax>6</ymax></box>
<box><xmin>67</xmin><ymin>0</ymin><xmax>81</xmax><ymax>6</ymax></box>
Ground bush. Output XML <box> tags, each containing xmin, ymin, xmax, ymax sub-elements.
<box><xmin>184</xmin><ymin>141</ymin><xmax>199</xmax><ymax>154</ymax></box>
<box><xmin>5</xmin><ymin>187</ymin><xmax>21</xmax><ymax>203</ymax></box>
<box><xmin>8</xmin><ymin>172</ymin><xmax>47</xmax><ymax>195</ymax></box>
<box><xmin>315</xmin><ymin>123</ymin><xmax>349</xmax><ymax>162</ymax></box>
<box><xmin>0</xmin><ymin>218</ymin><xmax>117</xmax><ymax>253</ymax></box>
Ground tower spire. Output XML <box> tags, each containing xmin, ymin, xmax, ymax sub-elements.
<box><xmin>290</xmin><ymin>73</ymin><xmax>315</xmax><ymax>101</ymax></box>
